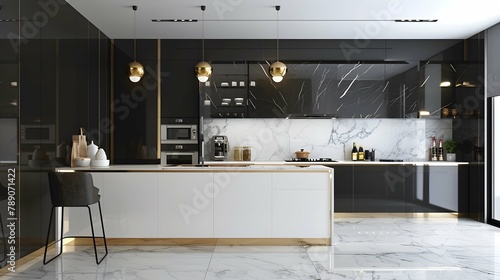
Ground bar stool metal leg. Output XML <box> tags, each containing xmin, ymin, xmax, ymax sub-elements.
<box><xmin>44</xmin><ymin>206</ymin><xmax>64</xmax><ymax>265</ymax></box>
<box><xmin>87</xmin><ymin>201</ymin><xmax>108</xmax><ymax>264</ymax></box>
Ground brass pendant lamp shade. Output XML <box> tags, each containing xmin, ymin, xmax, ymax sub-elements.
<box><xmin>129</xmin><ymin>61</ymin><xmax>144</xmax><ymax>83</ymax></box>
<box><xmin>129</xmin><ymin>5</ymin><xmax>144</xmax><ymax>83</ymax></box>
<box><xmin>269</xmin><ymin>5</ymin><xmax>286</xmax><ymax>83</ymax></box>
<box><xmin>195</xmin><ymin>5</ymin><xmax>212</xmax><ymax>82</ymax></box>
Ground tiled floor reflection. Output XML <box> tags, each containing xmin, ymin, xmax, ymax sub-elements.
<box><xmin>2</xmin><ymin>217</ymin><xmax>500</xmax><ymax>279</ymax></box>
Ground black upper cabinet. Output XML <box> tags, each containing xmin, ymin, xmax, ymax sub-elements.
<box><xmin>160</xmin><ymin>40</ymin><xmax>200</xmax><ymax>119</ymax></box>
<box><xmin>201</xmin><ymin>60</ymin><xmax>422</xmax><ymax>118</ymax></box>
<box><xmin>161</xmin><ymin>59</ymin><xmax>199</xmax><ymax>119</ymax></box>
<box><xmin>201</xmin><ymin>63</ymin><xmax>248</xmax><ymax>118</ymax></box>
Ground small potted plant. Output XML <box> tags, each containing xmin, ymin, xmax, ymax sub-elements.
<box><xmin>444</xmin><ymin>139</ymin><xmax>457</xmax><ymax>161</ymax></box>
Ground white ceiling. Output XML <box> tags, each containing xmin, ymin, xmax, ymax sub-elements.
<box><xmin>66</xmin><ymin>0</ymin><xmax>500</xmax><ymax>40</ymax></box>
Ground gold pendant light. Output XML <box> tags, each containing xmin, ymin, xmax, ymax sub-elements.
<box><xmin>269</xmin><ymin>5</ymin><xmax>286</xmax><ymax>83</ymax></box>
<box><xmin>195</xmin><ymin>5</ymin><xmax>212</xmax><ymax>82</ymax></box>
<box><xmin>129</xmin><ymin>5</ymin><xmax>144</xmax><ymax>83</ymax></box>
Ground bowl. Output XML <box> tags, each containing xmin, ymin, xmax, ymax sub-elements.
<box><xmin>74</xmin><ymin>157</ymin><xmax>91</xmax><ymax>167</ymax></box>
<box><xmin>90</xmin><ymin>159</ymin><xmax>109</xmax><ymax>167</ymax></box>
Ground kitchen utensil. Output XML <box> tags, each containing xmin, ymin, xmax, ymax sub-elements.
<box><xmin>295</xmin><ymin>149</ymin><xmax>310</xmax><ymax>159</ymax></box>
<box><xmin>71</xmin><ymin>128</ymin><xmax>87</xmax><ymax>167</ymax></box>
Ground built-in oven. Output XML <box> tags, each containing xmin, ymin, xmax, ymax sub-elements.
<box><xmin>20</xmin><ymin>124</ymin><xmax>55</xmax><ymax>144</ymax></box>
<box><xmin>160</xmin><ymin>144</ymin><xmax>199</xmax><ymax>165</ymax></box>
<box><xmin>160</xmin><ymin>124</ymin><xmax>197</xmax><ymax>144</ymax></box>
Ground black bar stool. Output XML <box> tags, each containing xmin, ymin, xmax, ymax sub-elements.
<box><xmin>44</xmin><ymin>172</ymin><xmax>108</xmax><ymax>264</ymax></box>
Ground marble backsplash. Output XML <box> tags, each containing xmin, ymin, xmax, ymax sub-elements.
<box><xmin>203</xmin><ymin>118</ymin><xmax>452</xmax><ymax>161</ymax></box>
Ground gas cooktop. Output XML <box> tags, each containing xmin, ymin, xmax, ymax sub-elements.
<box><xmin>285</xmin><ymin>158</ymin><xmax>337</xmax><ymax>162</ymax></box>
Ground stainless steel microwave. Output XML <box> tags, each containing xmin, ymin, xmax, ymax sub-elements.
<box><xmin>20</xmin><ymin>124</ymin><xmax>55</xmax><ymax>144</ymax></box>
<box><xmin>160</xmin><ymin>124</ymin><xmax>197</xmax><ymax>144</ymax></box>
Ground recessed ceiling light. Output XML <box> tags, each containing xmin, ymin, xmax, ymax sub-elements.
<box><xmin>151</xmin><ymin>19</ymin><xmax>198</xmax><ymax>23</ymax></box>
<box><xmin>395</xmin><ymin>19</ymin><xmax>438</xmax><ymax>23</ymax></box>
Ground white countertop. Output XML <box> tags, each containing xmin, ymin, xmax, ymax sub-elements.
<box><xmin>55</xmin><ymin>164</ymin><xmax>332</xmax><ymax>172</ymax></box>
<box><xmin>55</xmin><ymin>160</ymin><xmax>469</xmax><ymax>172</ymax></box>
<box><xmin>204</xmin><ymin>160</ymin><xmax>469</xmax><ymax>166</ymax></box>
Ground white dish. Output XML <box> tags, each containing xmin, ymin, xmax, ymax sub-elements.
<box><xmin>234</xmin><ymin>98</ymin><xmax>244</xmax><ymax>102</ymax></box>
<box><xmin>222</xmin><ymin>98</ymin><xmax>231</xmax><ymax>103</ymax></box>
<box><xmin>235</xmin><ymin>102</ymin><xmax>243</xmax><ymax>106</ymax></box>
<box><xmin>74</xmin><ymin>157</ymin><xmax>91</xmax><ymax>167</ymax></box>
<box><xmin>91</xmin><ymin>159</ymin><xmax>109</xmax><ymax>167</ymax></box>
<box><xmin>221</xmin><ymin>82</ymin><xmax>229</xmax><ymax>87</ymax></box>
<box><xmin>221</xmin><ymin>102</ymin><xmax>229</xmax><ymax>106</ymax></box>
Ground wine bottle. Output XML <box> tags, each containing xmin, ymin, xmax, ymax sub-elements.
<box><xmin>431</xmin><ymin>137</ymin><xmax>438</xmax><ymax>161</ymax></box>
<box><xmin>358</xmin><ymin>145</ymin><xmax>364</xmax><ymax>161</ymax></box>
<box><xmin>351</xmin><ymin>142</ymin><xmax>358</xmax><ymax>161</ymax></box>
<box><xmin>438</xmin><ymin>138</ymin><xmax>444</xmax><ymax>161</ymax></box>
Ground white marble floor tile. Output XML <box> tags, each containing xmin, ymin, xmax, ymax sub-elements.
<box><xmin>3</xmin><ymin>218</ymin><xmax>500</xmax><ymax>280</ymax></box>
<box><xmin>206</xmin><ymin>246</ymin><xmax>319</xmax><ymax>279</ymax></box>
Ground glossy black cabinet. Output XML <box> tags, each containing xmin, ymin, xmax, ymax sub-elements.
<box><xmin>332</xmin><ymin>165</ymin><xmax>354</xmax><ymax>212</ymax></box>
<box><xmin>10</xmin><ymin>0</ymin><xmax>111</xmax><ymax>260</ymax></box>
<box><xmin>332</xmin><ymin>164</ymin><xmax>468</xmax><ymax>213</ymax></box>
<box><xmin>352</xmin><ymin>165</ymin><xmax>410</xmax><ymax>212</ymax></box>
<box><xmin>204</xmin><ymin>61</ymin><xmax>421</xmax><ymax>118</ymax></box>
<box><xmin>161</xmin><ymin>40</ymin><xmax>200</xmax><ymax>119</ymax></box>
<box><xmin>113</xmin><ymin>39</ymin><xmax>159</xmax><ymax>163</ymax></box>
<box><xmin>161</xmin><ymin>59</ymin><xmax>199</xmax><ymax>119</ymax></box>
<box><xmin>201</xmin><ymin>63</ymin><xmax>248</xmax><ymax>118</ymax></box>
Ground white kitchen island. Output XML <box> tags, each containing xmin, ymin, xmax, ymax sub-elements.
<box><xmin>55</xmin><ymin>165</ymin><xmax>334</xmax><ymax>245</ymax></box>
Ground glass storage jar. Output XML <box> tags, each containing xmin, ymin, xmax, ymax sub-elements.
<box><xmin>233</xmin><ymin>146</ymin><xmax>243</xmax><ymax>161</ymax></box>
<box><xmin>243</xmin><ymin>146</ymin><xmax>251</xmax><ymax>161</ymax></box>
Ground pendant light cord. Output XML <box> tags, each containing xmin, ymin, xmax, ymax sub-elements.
<box><xmin>276</xmin><ymin>5</ymin><xmax>280</xmax><ymax>62</ymax></box>
<box><xmin>201</xmin><ymin>5</ymin><xmax>206</xmax><ymax>61</ymax></box>
<box><xmin>133</xmin><ymin>5</ymin><xmax>137</xmax><ymax>61</ymax></box>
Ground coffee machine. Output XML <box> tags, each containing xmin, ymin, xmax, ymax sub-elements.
<box><xmin>212</xmin><ymin>135</ymin><xmax>228</xmax><ymax>160</ymax></box>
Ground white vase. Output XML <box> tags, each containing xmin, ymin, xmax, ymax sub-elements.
<box><xmin>87</xmin><ymin>141</ymin><xmax>99</xmax><ymax>160</ymax></box>
<box><xmin>446</xmin><ymin>153</ymin><xmax>456</xmax><ymax>161</ymax></box>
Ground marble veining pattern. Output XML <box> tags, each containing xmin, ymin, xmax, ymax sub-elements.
<box><xmin>2</xmin><ymin>217</ymin><xmax>500</xmax><ymax>280</ymax></box>
<box><xmin>203</xmin><ymin>118</ymin><xmax>452</xmax><ymax>161</ymax></box>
